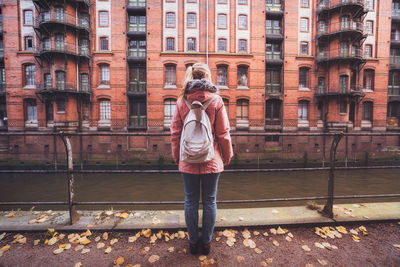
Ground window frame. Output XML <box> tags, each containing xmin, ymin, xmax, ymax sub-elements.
<box><xmin>187</xmin><ymin>37</ymin><xmax>196</xmax><ymax>51</ymax></box>
<box><xmin>217</xmin><ymin>65</ymin><xmax>228</xmax><ymax>87</ymax></box>
<box><xmin>25</xmin><ymin>99</ymin><xmax>37</xmax><ymax>123</ymax></box>
<box><xmin>236</xmin><ymin>99</ymin><xmax>249</xmax><ymax>120</ymax></box>
<box><xmin>362</xmin><ymin>101</ymin><xmax>373</xmax><ymax>121</ymax></box>
<box><xmin>218</xmin><ymin>13</ymin><xmax>227</xmax><ymax>29</ymax></box>
<box><xmin>98</xmin><ymin>11</ymin><xmax>109</xmax><ymax>27</ymax></box>
<box><xmin>237</xmin><ymin>65</ymin><xmax>249</xmax><ymax>88</ymax></box>
<box><xmin>166</xmin><ymin>37</ymin><xmax>175</xmax><ymax>51</ymax></box>
<box><xmin>238</xmin><ymin>39</ymin><xmax>247</xmax><ymax>53</ymax></box>
<box><xmin>166</xmin><ymin>12</ymin><xmax>176</xmax><ymax>28</ymax></box>
<box><xmin>300</xmin><ymin>41</ymin><xmax>309</xmax><ymax>56</ymax></box>
<box><xmin>298</xmin><ymin>100</ymin><xmax>309</xmax><ymax>121</ymax></box>
<box><xmin>300</xmin><ymin>0</ymin><xmax>309</xmax><ymax>8</ymax></box>
<box><xmin>187</xmin><ymin>12</ymin><xmax>197</xmax><ymax>28</ymax></box>
<box><xmin>300</xmin><ymin>17</ymin><xmax>309</xmax><ymax>32</ymax></box>
<box><xmin>218</xmin><ymin>38</ymin><xmax>227</xmax><ymax>52</ymax></box>
<box><xmin>365</xmin><ymin>44</ymin><xmax>373</xmax><ymax>58</ymax></box>
<box><xmin>238</xmin><ymin>14</ymin><xmax>247</xmax><ymax>30</ymax></box>
<box><xmin>265</xmin><ymin>99</ymin><xmax>281</xmax><ymax>121</ymax></box>
<box><xmin>366</xmin><ymin>20</ymin><xmax>374</xmax><ymax>35</ymax></box>
<box><xmin>363</xmin><ymin>69</ymin><xmax>375</xmax><ymax>91</ymax></box>
<box><xmin>24</xmin><ymin>36</ymin><xmax>34</xmax><ymax>51</ymax></box>
<box><xmin>165</xmin><ymin>64</ymin><xmax>177</xmax><ymax>87</ymax></box>
<box><xmin>23</xmin><ymin>9</ymin><xmax>33</xmax><ymax>26</ymax></box>
<box><xmin>24</xmin><ymin>64</ymin><xmax>36</xmax><ymax>87</ymax></box>
<box><xmin>99</xmin><ymin>64</ymin><xmax>110</xmax><ymax>85</ymax></box>
<box><xmin>299</xmin><ymin>67</ymin><xmax>309</xmax><ymax>89</ymax></box>
<box><xmin>99</xmin><ymin>36</ymin><xmax>109</xmax><ymax>51</ymax></box>
<box><xmin>99</xmin><ymin>99</ymin><xmax>111</xmax><ymax>121</ymax></box>
<box><xmin>164</xmin><ymin>98</ymin><xmax>177</xmax><ymax>127</ymax></box>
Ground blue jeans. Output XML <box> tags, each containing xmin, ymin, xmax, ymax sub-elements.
<box><xmin>182</xmin><ymin>172</ymin><xmax>221</xmax><ymax>244</ymax></box>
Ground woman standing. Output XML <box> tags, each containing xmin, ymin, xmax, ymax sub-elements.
<box><xmin>170</xmin><ymin>63</ymin><xmax>233</xmax><ymax>255</ymax></box>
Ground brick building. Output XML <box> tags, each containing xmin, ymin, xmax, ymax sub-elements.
<box><xmin>0</xmin><ymin>0</ymin><xmax>399</xmax><ymax>160</ymax></box>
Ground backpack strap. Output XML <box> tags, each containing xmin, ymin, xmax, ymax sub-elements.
<box><xmin>201</xmin><ymin>95</ymin><xmax>218</xmax><ymax>110</ymax></box>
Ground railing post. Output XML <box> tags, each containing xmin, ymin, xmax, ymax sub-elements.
<box><xmin>323</xmin><ymin>133</ymin><xmax>343</xmax><ymax>219</ymax></box>
<box><xmin>59</xmin><ymin>133</ymin><xmax>80</xmax><ymax>225</ymax></box>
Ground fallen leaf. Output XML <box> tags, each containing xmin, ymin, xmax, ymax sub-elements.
<box><xmin>110</xmin><ymin>238</ymin><xmax>118</xmax><ymax>245</ymax></box>
<box><xmin>350</xmin><ymin>229</ymin><xmax>358</xmax><ymax>235</ymax></box>
<box><xmin>331</xmin><ymin>245</ymin><xmax>338</xmax><ymax>250</ymax></box>
<box><xmin>65</xmin><ymin>244</ymin><xmax>71</xmax><ymax>250</ymax></box>
<box><xmin>248</xmin><ymin>239</ymin><xmax>256</xmax><ymax>248</ymax></box>
<box><xmin>144</xmin><ymin>246</ymin><xmax>150</xmax><ymax>252</ymax></box>
<box><xmin>73</xmin><ymin>262</ymin><xmax>82</xmax><ymax>267</ymax></box>
<box><xmin>0</xmin><ymin>245</ymin><xmax>11</xmax><ymax>252</ymax></box>
<box><xmin>34</xmin><ymin>240</ymin><xmax>40</xmax><ymax>246</ymax></box>
<box><xmin>359</xmin><ymin>226</ymin><xmax>368</xmax><ymax>236</ymax></box>
<box><xmin>237</xmin><ymin>256</ymin><xmax>245</xmax><ymax>263</ymax></box>
<box><xmin>270</xmin><ymin>228</ymin><xmax>277</xmax><ymax>235</ymax></box>
<box><xmin>288</xmin><ymin>233</ymin><xmax>294</xmax><ymax>238</ymax></box>
<box><xmin>352</xmin><ymin>235</ymin><xmax>360</xmax><ymax>242</ymax></box>
<box><xmin>199</xmin><ymin>255</ymin><xmax>207</xmax><ymax>261</ymax></box>
<box><xmin>167</xmin><ymin>247</ymin><xmax>174</xmax><ymax>252</ymax></box>
<box><xmin>272</xmin><ymin>240</ymin><xmax>279</xmax><ymax>247</ymax></box>
<box><xmin>263</xmin><ymin>232</ymin><xmax>269</xmax><ymax>237</ymax></box>
<box><xmin>305</xmin><ymin>264</ymin><xmax>316</xmax><ymax>267</ymax></box>
<box><xmin>260</xmin><ymin>261</ymin><xmax>268</xmax><ymax>267</ymax></box>
<box><xmin>103</xmin><ymin>232</ymin><xmax>109</xmax><ymax>241</ymax></box>
<box><xmin>223</xmin><ymin>229</ymin><xmax>233</xmax><ymax>238</ymax></box>
<box><xmin>105</xmin><ymin>210</ymin><xmax>113</xmax><ymax>216</ymax></box>
<box><xmin>318</xmin><ymin>259</ymin><xmax>328</xmax><ymax>266</ymax></box>
<box><xmin>132</xmin><ymin>265</ymin><xmax>141</xmax><ymax>267</ymax></box>
<box><xmin>253</xmin><ymin>231</ymin><xmax>260</xmax><ymax>236</ymax></box>
<box><xmin>177</xmin><ymin>231</ymin><xmax>185</xmax><ymax>239</ymax></box>
<box><xmin>243</xmin><ymin>239</ymin><xmax>250</xmax><ymax>247</ymax></box>
<box><xmin>315</xmin><ymin>242</ymin><xmax>325</xmax><ymax>249</ymax></box>
<box><xmin>302</xmin><ymin>245</ymin><xmax>311</xmax><ymax>252</ymax></box>
<box><xmin>97</xmin><ymin>242</ymin><xmax>105</xmax><ymax>249</ymax></box>
<box><xmin>81</xmin><ymin>248</ymin><xmax>90</xmax><ymax>254</ymax></box>
<box><xmin>142</xmin><ymin>229</ymin><xmax>152</xmax><ymax>238</ymax></box>
<box><xmin>105</xmin><ymin>247</ymin><xmax>112</xmax><ymax>254</ymax></box>
<box><xmin>277</xmin><ymin>227</ymin><xmax>285</xmax><ymax>235</ymax></box>
<box><xmin>95</xmin><ymin>236</ymin><xmax>101</xmax><ymax>242</ymax></box>
<box><xmin>336</xmin><ymin>226</ymin><xmax>348</xmax><ymax>234</ymax></box>
<box><xmin>59</xmin><ymin>243</ymin><xmax>67</xmax><ymax>249</ymax></box>
<box><xmin>393</xmin><ymin>244</ymin><xmax>400</xmax><ymax>249</ymax></box>
<box><xmin>53</xmin><ymin>248</ymin><xmax>64</xmax><ymax>255</ymax></box>
<box><xmin>148</xmin><ymin>255</ymin><xmax>160</xmax><ymax>263</ymax></box>
<box><xmin>242</xmin><ymin>229</ymin><xmax>251</xmax><ymax>239</ymax></box>
<box><xmin>6</xmin><ymin>212</ymin><xmax>15</xmax><ymax>218</ymax></box>
<box><xmin>150</xmin><ymin>235</ymin><xmax>157</xmax><ymax>244</ymax></box>
<box><xmin>0</xmin><ymin>233</ymin><xmax>5</xmax><ymax>241</ymax></box>
<box><xmin>120</xmin><ymin>212</ymin><xmax>130</xmax><ymax>219</ymax></box>
<box><xmin>215</xmin><ymin>237</ymin><xmax>221</xmax><ymax>242</ymax></box>
<box><xmin>285</xmin><ymin>236</ymin><xmax>292</xmax><ymax>242</ymax></box>
<box><xmin>75</xmin><ymin>245</ymin><xmax>84</xmax><ymax>251</ymax></box>
<box><xmin>129</xmin><ymin>236</ymin><xmax>138</xmax><ymax>243</ymax></box>
<box><xmin>254</xmin><ymin>248</ymin><xmax>262</xmax><ymax>254</ymax></box>
<box><xmin>265</xmin><ymin>258</ymin><xmax>273</xmax><ymax>264</ymax></box>
<box><xmin>114</xmin><ymin>256</ymin><xmax>125</xmax><ymax>265</ymax></box>
<box><xmin>226</xmin><ymin>239</ymin><xmax>235</xmax><ymax>247</ymax></box>
<box><xmin>48</xmin><ymin>237</ymin><xmax>58</xmax><ymax>246</ymax></box>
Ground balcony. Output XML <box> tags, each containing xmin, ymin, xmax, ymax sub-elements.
<box><xmin>265</xmin><ymin>53</ymin><xmax>283</xmax><ymax>65</ymax></box>
<box><xmin>33</xmin><ymin>0</ymin><xmax>89</xmax><ymax>9</ymax></box>
<box><xmin>265</xmin><ymin>2</ymin><xmax>283</xmax><ymax>17</ymax></box>
<box><xmin>128</xmin><ymin>81</ymin><xmax>146</xmax><ymax>95</ymax></box>
<box><xmin>393</xmin><ymin>9</ymin><xmax>400</xmax><ymax>23</ymax></box>
<box><xmin>129</xmin><ymin>115</ymin><xmax>147</xmax><ymax>129</ymax></box>
<box><xmin>389</xmin><ymin>86</ymin><xmax>400</xmax><ymax>102</ymax></box>
<box><xmin>127</xmin><ymin>48</ymin><xmax>146</xmax><ymax>63</ymax></box>
<box><xmin>391</xmin><ymin>32</ymin><xmax>400</xmax><ymax>46</ymax></box>
<box><xmin>265</xmin><ymin>28</ymin><xmax>283</xmax><ymax>41</ymax></box>
<box><xmin>0</xmin><ymin>83</ymin><xmax>5</xmax><ymax>94</ymax></box>
<box><xmin>35</xmin><ymin>42</ymin><xmax>90</xmax><ymax>60</ymax></box>
<box><xmin>265</xmin><ymin>85</ymin><xmax>281</xmax><ymax>96</ymax></box>
<box><xmin>127</xmin><ymin>23</ymin><xmax>146</xmax><ymax>37</ymax></box>
<box><xmin>35</xmin><ymin>12</ymin><xmax>89</xmax><ymax>33</ymax></box>
<box><xmin>316</xmin><ymin>48</ymin><xmax>364</xmax><ymax>64</ymax></box>
<box><xmin>315</xmin><ymin>84</ymin><xmax>365</xmax><ymax>98</ymax></box>
<box><xmin>127</xmin><ymin>0</ymin><xmax>146</xmax><ymax>14</ymax></box>
<box><xmin>36</xmin><ymin>81</ymin><xmax>91</xmax><ymax>95</ymax></box>
<box><xmin>0</xmin><ymin>22</ymin><xmax>3</xmax><ymax>36</ymax></box>
<box><xmin>317</xmin><ymin>0</ymin><xmax>366</xmax><ymax>16</ymax></box>
<box><xmin>265</xmin><ymin>119</ymin><xmax>282</xmax><ymax>131</ymax></box>
<box><xmin>390</xmin><ymin>56</ymin><xmax>400</xmax><ymax>69</ymax></box>
<box><xmin>317</xmin><ymin>22</ymin><xmax>365</xmax><ymax>42</ymax></box>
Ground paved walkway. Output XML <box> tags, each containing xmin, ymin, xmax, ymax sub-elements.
<box><xmin>0</xmin><ymin>202</ymin><xmax>399</xmax><ymax>231</ymax></box>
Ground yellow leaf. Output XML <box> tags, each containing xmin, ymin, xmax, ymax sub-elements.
<box><xmin>81</xmin><ymin>248</ymin><xmax>90</xmax><ymax>254</ymax></box>
<box><xmin>120</xmin><ymin>212</ymin><xmax>129</xmax><ymax>219</ymax></box>
<box><xmin>110</xmin><ymin>238</ymin><xmax>118</xmax><ymax>246</ymax></box>
<box><xmin>236</xmin><ymin>256</ymin><xmax>245</xmax><ymax>263</ymax></box>
<box><xmin>336</xmin><ymin>226</ymin><xmax>348</xmax><ymax>234</ymax></box>
<box><xmin>285</xmin><ymin>236</ymin><xmax>292</xmax><ymax>242</ymax></box>
<box><xmin>114</xmin><ymin>256</ymin><xmax>125</xmax><ymax>265</ymax></box>
<box><xmin>0</xmin><ymin>245</ymin><xmax>10</xmax><ymax>252</ymax></box>
<box><xmin>150</xmin><ymin>235</ymin><xmax>157</xmax><ymax>244</ymax></box>
<box><xmin>277</xmin><ymin>227</ymin><xmax>285</xmax><ymax>235</ymax></box>
<box><xmin>254</xmin><ymin>248</ymin><xmax>262</xmax><ymax>254</ymax></box>
<box><xmin>80</xmin><ymin>239</ymin><xmax>91</xmax><ymax>245</ymax></box>
<box><xmin>288</xmin><ymin>232</ymin><xmax>294</xmax><ymax>238</ymax></box>
<box><xmin>75</xmin><ymin>245</ymin><xmax>84</xmax><ymax>251</ymax></box>
<box><xmin>129</xmin><ymin>236</ymin><xmax>137</xmax><ymax>243</ymax></box>
<box><xmin>53</xmin><ymin>248</ymin><xmax>64</xmax><ymax>255</ymax></box>
<box><xmin>259</xmin><ymin>261</ymin><xmax>268</xmax><ymax>267</ymax></box>
<box><xmin>242</xmin><ymin>229</ymin><xmax>251</xmax><ymax>239</ymax></box>
<box><xmin>272</xmin><ymin>240</ymin><xmax>279</xmax><ymax>247</ymax></box>
<box><xmin>265</xmin><ymin>258</ymin><xmax>273</xmax><ymax>264</ymax></box>
<box><xmin>177</xmin><ymin>231</ymin><xmax>185</xmax><ymax>239</ymax></box>
<box><xmin>314</xmin><ymin>242</ymin><xmax>325</xmax><ymax>249</ymax></box>
<box><xmin>167</xmin><ymin>247</ymin><xmax>174</xmax><ymax>252</ymax></box>
<box><xmin>352</xmin><ymin>235</ymin><xmax>360</xmax><ymax>242</ymax></box>
<box><xmin>223</xmin><ymin>229</ymin><xmax>233</xmax><ymax>238</ymax></box>
<box><xmin>65</xmin><ymin>244</ymin><xmax>71</xmax><ymax>250</ymax></box>
<box><xmin>34</xmin><ymin>240</ymin><xmax>40</xmax><ymax>246</ymax></box>
<box><xmin>58</xmin><ymin>243</ymin><xmax>67</xmax><ymax>249</ymax></box>
<box><xmin>48</xmin><ymin>237</ymin><xmax>58</xmax><ymax>246</ymax></box>
<box><xmin>104</xmin><ymin>247</ymin><xmax>112</xmax><ymax>254</ymax></box>
<box><xmin>302</xmin><ymin>245</ymin><xmax>311</xmax><ymax>252</ymax></box>
<box><xmin>95</xmin><ymin>236</ymin><xmax>101</xmax><ymax>242</ymax></box>
<box><xmin>243</xmin><ymin>239</ymin><xmax>250</xmax><ymax>247</ymax></box>
<box><xmin>248</xmin><ymin>239</ymin><xmax>256</xmax><ymax>248</ymax></box>
<box><xmin>6</xmin><ymin>212</ymin><xmax>15</xmax><ymax>218</ymax></box>
<box><xmin>318</xmin><ymin>259</ymin><xmax>328</xmax><ymax>266</ymax></box>
<box><xmin>97</xmin><ymin>242</ymin><xmax>105</xmax><ymax>249</ymax></box>
<box><xmin>253</xmin><ymin>231</ymin><xmax>260</xmax><ymax>236</ymax></box>
<box><xmin>142</xmin><ymin>229</ymin><xmax>152</xmax><ymax>238</ymax></box>
<box><xmin>263</xmin><ymin>232</ymin><xmax>269</xmax><ymax>237</ymax></box>
<box><xmin>144</xmin><ymin>246</ymin><xmax>150</xmax><ymax>252</ymax></box>
<box><xmin>103</xmin><ymin>232</ymin><xmax>109</xmax><ymax>241</ymax></box>
<box><xmin>199</xmin><ymin>255</ymin><xmax>207</xmax><ymax>261</ymax></box>
<box><xmin>148</xmin><ymin>255</ymin><xmax>160</xmax><ymax>263</ymax></box>
<box><xmin>73</xmin><ymin>262</ymin><xmax>82</xmax><ymax>267</ymax></box>
<box><xmin>270</xmin><ymin>228</ymin><xmax>277</xmax><ymax>235</ymax></box>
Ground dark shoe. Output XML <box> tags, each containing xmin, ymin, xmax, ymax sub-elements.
<box><xmin>189</xmin><ymin>242</ymin><xmax>199</xmax><ymax>255</ymax></box>
<box><xmin>201</xmin><ymin>241</ymin><xmax>211</xmax><ymax>255</ymax></box>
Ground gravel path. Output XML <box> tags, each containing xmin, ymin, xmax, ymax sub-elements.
<box><xmin>0</xmin><ymin>222</ymin><xmax>399</xmax><ymax>267</ymax></box>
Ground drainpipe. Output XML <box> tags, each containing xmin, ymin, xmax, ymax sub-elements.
<box><xmin>206</xmin><ymin>0</ymin><xmax>209</xmax><ymax>65</ymax></box>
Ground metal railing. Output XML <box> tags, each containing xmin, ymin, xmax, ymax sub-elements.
<box><xmin>129</xmin><ymin>116</ymin><xmax>147</xmax><ymax>127</ymax></box>
<box><xmin>36</xmin><ymin>12</ymin><xmax>89</xmax><ymax>30</ymax></box>
<box><xmin>265</xmin><ymin>53</ymin><xmax>282</xmax><ymax>60</ymax></box>
<box><xmin>0</xmin><ymin>132</ymin><xmax>399</xmax><ymax>224</ymax></box>
<box><xmin>0</xmin><ymin>83</ymin><xmax>5</xmax><ymax>92</ymax></box>
<box><xmin>315</xmin><ymin>84</ymin><xmax>363</xmax><ymax>94</ymax></box>
<box><xmin>265</xmin><ymin>84</ymin><xmax>281</xmax><ymax>94</ymax></box>
<box><xmin>266</xmin><ymin>28</ymin><xmax>282</xmax><ymax>35</ymax></box>
<box><xmin>393</xmin><ymin>9</ymin><xmax>400</xmax><ymax>17</ymax></box>
<box><xmin>128</xmin><ymin>0</ymin><xmax>146</xmax><ymax>6</ymax></box>
<box><xmin>37</xmin><ymin>81</ymin><xmax>90</xmax><ymax>93</ymax></box>
<box><xmin>317</xmin><ymin>48</ymin><xmax>364</xmax><ymax>61</ymax></box>
<box><xmin>266</xmin><ymin>3</ymin><xmax>282</xmax><ymax>11</ymax></box>
<box><xmin>128</xmin><ymin>23</ymin><xmax>146</xmax><ymax>32</ymax></box>
<box><xmin>318</xmin><ymin>21</ymin><xmax>364</xmax><ymax>36</ymax></box>
<box><xmin>318</xmin><ymin>0</ymin><xmax>365</xmax><ymax>11</ymax></box>
<box><xmin>128</xmin><ymin>48</ymin><xmax>146</xmax><ymax>57</ymax></box>
<box><xmin>128</xmin><ymin>81</ymin><xmax>146</xmax><ymax>93</ymax></box>
<box><xmin>36</xmin><ymin>42</ymin><xmax>90</xmax><ymax>58</ymax></box>
<box><xmin>390</xmin><ymin>56</ymin><xmax>400</xmax><ymax>65</ymax></box>
<box><xmin>389</xmin><ymin>86</ymin><xmax>400</xmax><ymax>96</ymax></box>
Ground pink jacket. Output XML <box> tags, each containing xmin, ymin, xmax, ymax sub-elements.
<box><xmin>170</xmin><ymin>91</ymin><xmax>234</xmax><ymax>174</ymax></box>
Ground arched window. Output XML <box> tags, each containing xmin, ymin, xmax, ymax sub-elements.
<box><xmin>24</xmin><ymin>64</ymin><xmax>36</xmax><ymax>87</ymax></box>
<box><xmin>223</xmin><ymin>98</ymin><xmax>229</xmax><ymax>115</ymax></box>
<box><xmin>164</xmin><ymin>98</ymin><xmax>176</xmax><ymax>128</ymax></box>
<box><xmin>299</xmin><ymin>67</ymin><xmax>309</xmax><ymax>88</ymax></box>
<box><xmin>363</xmin><ymin>69</ymin><xmax>375</xmax><ymax>91</ymax></box>
<box><xmin>217</xmin><ymin>65</ymin><xmax>228</xmax><ymax>87</ymax></box>
<box><xmin>99</xmin><ymin>99</ymin><xmax>111</xmax><ymax>121</ymax></box>
<box><xmin>165</xmin><ymin>64</ymin><xmax>176</xmax><ymax>87</ymax></box>
<box><xmin>237</xmin><ymin>65</ymin><xmax>248</xmax><ymax>87</ymax></box>
<box><xmin>236</xmin><ymin>99</ymin><xmax>249</xmax><ymax>129</ymax></box>
<box><xmin>99</xmin><ymin>64</ymin><xmax>110</xmax><ymax>85</ymax></box>
<box><xmin>298</xmin><ymin>100</ymin><xmax>309</xmax><ymax>121</ymax></box>
<box><xmin>362</xmin><ymin>101</ymin><xmax>373</xmax><ymax>122</ymax></box>
<box><xmin>265</xmin><ymin>99</ymin><xmax>281</xmax><ymax>122</ymax></box>
<box><xmin>55</xmin><ymin>71</ymin><xmax>66</xmax><ymax>90</ymax></box>
<box><xmin>340</xmin><ymin>15</ymin><xmax>349</xmax><ymax>30</ymax></box>
<box><xmin>339</xmin><ymin>75</ymin><xmax>348</xmax><ymax>93</ymax></box>
<box><xmin>24</xmin><ymin>99</ymin><xmax>37</xmax><ymax>128</ymax></box>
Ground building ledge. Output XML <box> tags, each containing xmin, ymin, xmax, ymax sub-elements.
<box><xmin>160</xmin><ymin>52</ymin><xmax>254</xmax><ymax>57</ymax></box>
<box><xmin>17</xmin><ymin>51</ymin><xmax>34</xmax><ymax>55</ymax></box>
<box><xmin>92</xmin><ymin>51</ymin><xmax>114</xmax><ymax>55</ymax></box>
<box><xmin>296</xmin><ymin>55</ymin><xmax>315</xmax><ymax>60</ymax></box>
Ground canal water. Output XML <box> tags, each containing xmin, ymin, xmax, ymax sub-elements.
<box><xmin>0</xmin><ymin>169</ymin><xmax>399</xmax><ymax>210</ymax></box>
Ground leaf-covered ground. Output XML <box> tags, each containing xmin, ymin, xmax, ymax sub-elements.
<box><xmin>0</xmin><ymin>222</ymin><xmax>399</xmax><ymax>267</ymax></box>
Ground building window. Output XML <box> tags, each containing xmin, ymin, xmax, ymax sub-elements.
<box><xmin>217</xmin><ymin>65</ymin><xmax>228</xmax><ymax>87</ymax></box>
<box><xmin>25</xmin><ymin>64</ymin><xmax>35</xmax><ymax>86</ymax></box>
<box><xmin>25</xmin><ymin>36</ymin><xmax>34</xmax><ymax>51</ymax></box>
<box><xmin>56</xmin><ymin>71</ymin><xmax>66</xmax><ymax>90</ymax></box>
<box><xmin>389</xmin><ymin>70</ymin><xmax>400</xmax><ymax>96</ymax></box>
<box><xmin>366</xmin><ymin>20</ymin><xmax>373</xmax><ymax>35</ymax></box>
<box><xmin>238</xmin><ymin>15</ymin><xmax>247</xmax><ymax>29</ymax></box>
<box><xmin>367</xmin><ymin>0</ymin><xmax>374</xmax><ymax>10</ymax></box>
<box><xmin>339</xmin><ymin>99</ymin><xmax>347</xmax><ymax>114</ymax></box>
<box><xmin>266</xmin><ymin>43</ymin><xmax>281</xmax><ymax>59</ymax></box>
<box><xmin>100</xmin><ymin>37</ymin><xmax>108</xmax><ymax>50</ymax></box>
<box><xmin>187</xmin><ymin>13</ymin><xmax>196</xmax><ymax>28</ymax></box>
<box><xmin>301</xmin><ymin>0</ymin><xmax>309</xmax><ymax>8</ymax></box>
<box><xmin>299</xmin><ymin>68</ymin><xmax>309</xmax><ymax>89</ymax></box>
<box><xmin>43</xmin><ymin>37</ymin><xmax>50</xmax><ymax>50</ymax></box>
<box><xmin>25</xmin><ymin>99</ymin><xmax>37</xmax><ymax>122</ymax></box>
<box><xmin>339</xmin><ymin>75</ymin><xmax>348</xmax><ymax>93</ymax></box>
<box><xmin>388</xmin><ymin>102</ymin><xmax>400</xmax><ymax>118</ymax></box>
<box><xmin>55</xmin><ymin>34</ymin><xmax>64</xmax><ymax>50</ymax></box>
<box><xmin>218</xmin><ymin>38</ymin><xmax>227</xmax><ymax>52</ymax></box>
<box><xmin>319</xmin><ymin>20</ymin><xmax>327</xmax><ymax>34</ymax></box>
<box><xmin>363</xmin><ymin>69</ymin><xmax>375</xmax><ymax>91</ymax></box>
<box><xmin>55</xmin><ymin>7</ymin><xmax>64</xmax><ymax>21</ymax></box>
<box><xmin>266</xmin><ymin>69</ymin><xmax>281</xmax><ymax>93</ymax></box>
<box><xmin>99</xmin><ymin>99</ymin><xmax>111</xmax><ymax>120</ymax></box>
<box><xmin>56</xmin><ymin>98</ymin><xmax>66</xmax><ymax>113</ymax></box>
<box><xmin>298</xmin><ymin>100</ymin><xmax>309</xmax><ymax>121</ymax></box>
<box><xmin>24</xmin><ymin>10</ymin><xmax>33</xmax><ymax>25</ymax></box>
<box><xmin>237</xmin><ymin>66</ymin><xmax>248</xmax><ymax>87</ymax></box>
<box><xmin>365</xmin><ymin>44</ymin><xmax>372</xmax><ymax>57</ymax></box>
<box><xmin>340</xmin><ymin>42</ymin><xmax>349</xmax><ymax>57</ymax></box>
<box><xmin>80</xmin><ymin>73</ymin><xmax>89</xmax><ymax>92</ymax></box>
<box><xmin>223</xmin><ymin>98</ymin><xmax>229</xmax><ymax>114</ymax></box>
<box><xmin>218</xmin><ymin>14</ymin><xmax>227</xmax><ymax>29</ymax></box>
<box><xmin>44</xmin><ymin>73</ymin><xmax>51</xmax><ymax>88</ymax></box>
<box><xmin>218</xmin><ymin>0</ymin><xmax>227</xmax><ymax>3</ymax></box>
<box><xmin>164</xmin><ymin>98</ymin><xmax>176</xmax><ymax>128</ymax></box>
<box><xmin>238</xmin><ymin>0</ymin><xmax>247</xmax><ymax>4</ymax></box>
<box><xmin>300</xmin><ymin>41</ymin><xmax>308</xmax><ymax>55</ymax></box>
<box><xmin>317</xmin><ymin>77</ymin><xmax>326</xmax><ymax>93</ymax></box>
<box><xmin>166</xmin><ymin>37</ymin><xmax>175</xmax><ymax>51</ymax></box>
<box><xmin>45</xmin><ymin>101</ymin><xmax>53</xmax><ymax>123</ymax></box>
<box><xmin>187</xmin><ymin>38</ymin><xmax>196</xmax><ymax>51</ymax></box>
<box><xmin>166</xmin><ymin>12</ymin><xmax>175</xmax><ymax>28</ymax></box>
<box><xmin>236</xmin><ymin>99</ymin><xmax>249</xmax><ymax>120</ymax></box>
<box><xmin>129</xmin><ymin>66</ymin><xmax>146</xmax><ymax>93</ymax></box>
<box><xmin>362</xmin><ymin>101</ymin><xmax>373</xmax><ymax>121</ymax></box>
<box><xmin>265</xmin><ymin>99</ymin><xmax>281</xmax><ymax>121</ymax></box>
<box><xmin>300</xmin><ymin>17</ymin><xmax>309</xmax><ymax>32</ymax></box>
<box><xmin>99</xmin><ymin>11</ymin><xmax>108</xmax><ymax>27</ymax></box>
<box><xmin>129</xmin><ymin>98</ymin><xmax>147</xmax><ymax>128</ymax></box>
<box><xmin>266</xmin><ymin>19</ymin><xmax>281</xmax><ymax>34</ymax></box>
<box><xmin>99</xmin><ymin>65</ymin><xmax>110</xmax><ymax>85</ymax></box>
<box><xmin>238</xmin><ymin>39</ymin><xmax>247</xmax><ymax>52</ymax></box>
<box><xmin>340</xmin><ymin>16</ymin><xmax>349</xmax><ymax>30</ymax></box>
<box><xmin>165</xmin><ymin>65</ymin><xmax>176</xmax><ymax>86</ymax></box>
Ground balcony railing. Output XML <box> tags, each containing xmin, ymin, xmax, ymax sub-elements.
<box><xmin>129</xmin><ymin>81</ymin><xmax>146</xmax><ymax>93</ymax></box>
<box><xmin>38</xmin><ymin>81</ymin><xmax>90</xmax><ymax>93</ymax></box>
<box><xmin>393</xmin><ymin>9</ymin><xmax>400</xmax><ymax>18</ymax></box>
<box><xmin>266</xmin><ymin>28</ymin><xmax>282</xmax><ymax>35</ymax></box>
<box><xmin>318</xmin><ymin>21</ymin><xmax>364</xmax><ymax>36</ymax></box>
<box><xmin>128</xmin><ymin>23</ymin><xmax>146</xmax><ymax>32</ymax></box>
<box><xmin>128</xmin><ymin>0</ymin><xmax>146</xmax><ymax>6</ymax></box>
<box><xmin>265</xmin><ymin>53</ymin><xmax>282</xmax><ymax>60</ymax></box>
<box><xmin>36</xmin><ymin>42</ymin><xmax>90</xmax><ymax>58</ymax></box>
<box><xmin>35</xmin><ymin>12</ymin><xmax>89</xmax><ymax>30</ymax></box>
<box><xmin>265</xmin><ymin>85</ymin><xmax>281</xmax><ymax>94</ymax></box>
<box><xmin>315</xmin><ymin>84</ymin><xmax>363</xmax><ymax>95</ymax></box>
<box><xmin>81</xmin><ymin>82</ymin><xmax>90</xmax><ymax>92</ymax></box>
<box><xmin>0</xmin><ymin>50</ymin><xmax>3</xmax><ymax>58</ymax></box>
<box><xmin>0</xmin><ymin>83</ymin><xmax>5</xmax><ymax>92</ymax></box>
<box><xmin>391</xmin><ymin>32</ymin><xmax>400</xmax><ymax>41</ymax></box>
<box><xmin>266</xmin><ymin>2</ymin><xmax>282</xmax><ymax>11</ymax></box>
<box><xmin>318</xmin><ymin>0</ymin><xmax>365</xmax><ymax>11</ymax></box>
<box><xmin>317</xmin><ymin>48</ymin><xmax>364</xmax><ymax>61</ymax></box>
<box><xmin>389</xmin><ymin>86</ymin><xmax>400</xmax><ymax>96</ymax></box>
<box><xmin>129</xmin><ymin>115</ymin><xmax>147</xmax><ymax>128</ymax></box>
<box><xmin>128</xmin><ymin>48</ymin><xmax>146</xmax><ymax>57</ymax></box>
<box><xmin>390</xmin><ymin>56</ymin><xmax>400</xmax><ymax>65</ymax></box>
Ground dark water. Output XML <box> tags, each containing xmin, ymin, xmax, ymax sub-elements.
<box><xmin>0</xmin><ymin>169</ymin><xmax>399</xmax><ymax>210</ymax></box>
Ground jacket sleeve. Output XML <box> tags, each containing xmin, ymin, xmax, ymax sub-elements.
<box><xmin>170</xmin><ymin>101</ymin><xmax>183</xmax><ymax>164</ymax></box>
<box><xmin>214</xmin><ymin>98</ymin><xmax>234</xmax><ymax>165</ymax></box>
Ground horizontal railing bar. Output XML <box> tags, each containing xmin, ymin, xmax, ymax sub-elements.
<box><xmin>0</xmin><ymin>132</ymin><xmax>399</xmax><ymax>137</ymax></box>
<box><xmin>1</xmin><ymin>193</ymin><xmax>399</xmax><ymax>207</ymax></box>
<box><xmin>0</xmin><ymin>165</ymin><xmax>399</xmax><ymax>174</ymax></box>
